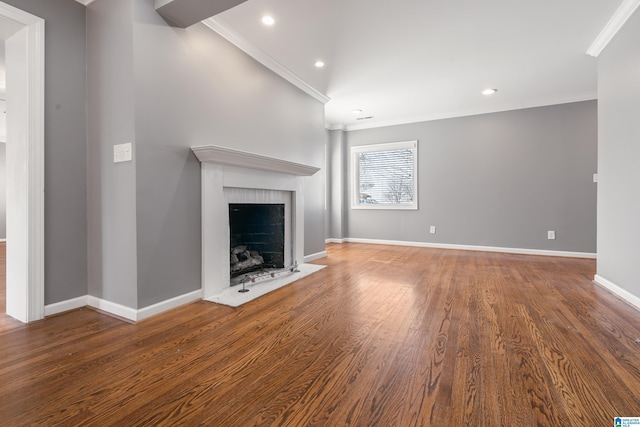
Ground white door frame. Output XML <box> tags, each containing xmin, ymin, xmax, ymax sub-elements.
<box><xmin>1</xmin><ymin>2</ymin><xmax>44</xmax><ymax>323</ymax></box>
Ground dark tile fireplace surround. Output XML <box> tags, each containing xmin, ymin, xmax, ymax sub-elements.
<box><xmin>229</xmin><ymin>203</ymin><xmax>285</xmax><ymax>277</ymax></box>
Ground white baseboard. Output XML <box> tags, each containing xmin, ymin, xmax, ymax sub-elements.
<box><xmin>45</xmin><ymin>290</ymin><xmax>202</xmax><ymax>322</ymax></box>
<box><xmin>87</xmin><ymin>296</ymin><xmax>138</xmax><ymax>321</ymax></box>
<box><xmin>325</xmin><ymin>238</ymin><xmax>346</xmax><ymax>244</ymax></box>
<box><xmin>136</xmin><ymin>289</ymin><xmax>202</xmax><ymax>321</ymax></box>
<box><xmin>0</xmin><ymin>238</ymin><xmax>6</xmax><ymax>243</ymax></box>
<box><xmin>44</xmin><ymin>295</ymin><xmax>88</xmax><ymax>317</ymax></box>
<box><xmin>594</xmin><ymin>274</ymin><xmax>640</xmax><ymax>311</ymax></box>
<box><xmin>304</xmin><ymin>251</ymin><xmax>327</xmax><ymax>262</ymax></box>
<box><xmin>338</xmin><ymin>238</ymin><xmax>597</xmax><ymax>259</ymax></box>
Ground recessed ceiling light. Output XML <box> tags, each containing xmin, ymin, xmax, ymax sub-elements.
<box><xmin>482</xmin><ymin>88</ymin><xmax>498</xmax><ymax>95</ymax></box>
<box><xmin>352</xmin><ymin>109</ymin><xmax>363</xmax><ymax>114</ymax></box>
<box><xmin>261</xmin><ymin>15</ymin><xmax>275</xmax><ymax>26</ymax></box>
<box><xmin>314</xmin><ymin>61</ymin><xmax>325</xmax><ymax>68</ymax></box>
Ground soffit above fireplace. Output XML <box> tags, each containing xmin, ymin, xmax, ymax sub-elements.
<box><xmin>191</xmin><ymin>145</ymin><xmax>319</xmax><ymax>176</ymax></box>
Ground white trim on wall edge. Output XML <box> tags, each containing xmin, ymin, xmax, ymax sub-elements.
<box><xmin>44</xmin><ymin>295</ymin><xmax>88</xmax><ymax>317</ymax></box>
<box><xmin>325</xmin><ymin>238</ymin><xmax>346</xmax><ymax>244</ymax></box>
<box><xmin>87</xmin><ymin>296</ymin><xmax>138</xmax><ymax>321</ymax></box>
<box><xmin>304</xmin><ymin>251</ymin><xmax>327</xmax><ymax>262</ymax></box>
<box><xmin>44</xmin><ymin>290</ymin><xmax>203</xmax><ymax>322</ymax></box>
<box><xmin>587</xmin><ymin>0</ymin><xmax>640</xmax><ymax>57</ymax></box>
<box><xmin>202</xmin><ymin>18</ymin><xmax>330</xmax><ymax>105</ymax></box>
<box><xmin>338</xmin><ymin>238</ymin><xmax>597</xmax><ymax>259</ymax></box>
<box><xmin>136</xmin><ymin>290</ymin><xmax>202</xmax><ymax>321</ymax></box>
<box><xmin>0</xmin><ymin>2</ymin><xmax>45</xmax><ymax>323</ymax></box>
<box><xmin>0</xmin><ymin>238</ymin><xmax>6</xmax><ymax>242</ymax></box>
<box><xmin>344</xmin><ymin>94</ymin><xmax>597</xmax><ymax>131</ymax></box>
<box><xmin>594</xmin><ymin>274</ymin><xmax>640</xmax><ymax>311</ymax></box>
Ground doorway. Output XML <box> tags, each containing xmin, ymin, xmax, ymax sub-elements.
<box><xmin>1</xmin><ymin>10</ymin><xmax>22</xmax><ymax>317</ymax></box>
<box><xmin>0</xmin><ymin>2</ymin><xmax>44</xmax><ymax>323</ymax></box>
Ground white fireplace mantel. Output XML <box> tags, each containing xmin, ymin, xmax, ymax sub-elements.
<box><xmin>191</xmin><ymin>145</ymin><xmax>319</xmax><ymax>176</ymax></box>
<box><xmin>191</xmin><ymin>145</ymin><xmax>319</xmax><ymax>299</ymax></box>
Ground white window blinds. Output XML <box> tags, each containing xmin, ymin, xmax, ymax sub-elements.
<box><xmin>351</xmin><ymin>140</ymin><xmax>418</xmax><ymax>210</ymax></box>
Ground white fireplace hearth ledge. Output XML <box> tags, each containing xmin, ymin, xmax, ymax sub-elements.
<box><xmin>209</xmin><ymin>264</ymin><xmax>326</xmax><ymax>307</ymax></box>
<box><xmin>192</xmin><ymin>144</ymin><xmax>323</xmax><ymax>303</ymax></box>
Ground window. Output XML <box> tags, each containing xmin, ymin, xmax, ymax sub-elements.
<box><xmin>351</xmin><ymin>140</ymin><xmax>418</xmax><ymax>210</ymax></box>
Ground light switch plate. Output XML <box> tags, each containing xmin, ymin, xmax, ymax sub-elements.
<box><xmin>114</xmin><ymin>143</ymin><xmax>132</xmax><ymax>163</ymax></box>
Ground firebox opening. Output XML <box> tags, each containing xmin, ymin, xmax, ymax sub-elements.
<box><xmin>229</xmin><ymin>203</ymin><xmax>285</xmax><ymax>279</ymax></box>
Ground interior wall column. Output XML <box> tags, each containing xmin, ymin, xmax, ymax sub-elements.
<box><xmin>328</xmin><ymin>129</ymin><xmax>346</xmax><ymax>240</ymax></box>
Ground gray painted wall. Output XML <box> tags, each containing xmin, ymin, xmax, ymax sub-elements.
<box><xmin>341</xmin><ymin>101</ymin><xmax>597</xmax><ymax>253</ymax></box>
<box><xmin>131</xmin><ymin>0</ymin><xmax>326</xmax><ymax>308</ymax></box>
<box><xmin>3</xmin><ymin>0</ymin><xmax>87</xmax><ymax>304</ymax></box>
<box><xmin>0</xmin><ymin>143</ymin><xmax>4</xmax><ymax>239</ymax></box>
<box><xmin>327</xmin><ymin>129</ymin><xmax>347</xmax><ymax>240</ymax></box>
<box><xmin>597</xmin><ymin>7</ymin><xmax>640</xmax><ymax>297</ymax></box>
<box><xmin>87</xmin><ymin>0</ymin><xmax>138</xmax><ymax>307</ymax></box>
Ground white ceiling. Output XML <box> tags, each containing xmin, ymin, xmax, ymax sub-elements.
<box><xmin>0</xmin><ymin>14</ymin><xmax>23</xmax><ymax>40</ymax></box>
<box><xmin>0</xmin><ymin>14</ymin><xmax>24</xmax><ymax>143</ymax></box>
<box><xmin>0</xmin><ymin>14</ymin><xmax>25</xmax><ymax>87</ymax></box>
<box><xmin>213</xmin><ymin>0</ymin><xmax>622</xmax><ymax>130</ymax></box>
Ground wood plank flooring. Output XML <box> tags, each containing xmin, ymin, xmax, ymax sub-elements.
<box><xmin>1</xmin><ymin>243</ymin><xmax>640</xmax><ymax>426</ymax></box>
<box><xmin>0</xmin><ymin>241</ymin><xmax>5</xmax><ymax>314</ymax></box>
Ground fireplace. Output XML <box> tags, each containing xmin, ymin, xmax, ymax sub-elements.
<box><xmin>229</xmin><ymin>203</ymin><xmax>285</xmax><ymax>278</ymax></box>
<box><xmin>225</xmin><ymin>187</ymin><xmax>293</xmax><ymax>286</ymax></box>
<box><xmin>191</xmin><ymin>145</ymin><xmax>319</xmax><ymax>299</ymax></box>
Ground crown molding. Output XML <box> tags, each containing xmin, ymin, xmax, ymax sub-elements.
<box><xmin>587</xmin><ymin>0</ymin><xmax>640</xmax><ymax>57</ymax></box>
<box><xmin>325</xmin><ymin>123</ymin><xmax>346</xmax><ymax>131</ymax></box>
<box><xmin>342</xmin><ymin>92</ymin><xmax>597</xmax><ymax>131</ymax></box>
<box><xmin>202</xmin><ymin>17</ymin><xmax>330</xmax><ymax>105</ymax></box>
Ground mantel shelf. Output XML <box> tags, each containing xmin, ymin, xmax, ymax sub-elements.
<box><xmin>191</xmin><ymin>145</ymin><xmax>320</xmax><ymax>177</ymax></box>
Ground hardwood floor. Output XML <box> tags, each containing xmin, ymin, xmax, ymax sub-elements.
<box><xmin>0</xmin><ymin>241</ymin><xmax>5</xmax><ymax>314</ymax></box>
<box><xmin>1</xmin><ymin>243</ymin><xmax>639</xmax><ymax>426</ymax></box>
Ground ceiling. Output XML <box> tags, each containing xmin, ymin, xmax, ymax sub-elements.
<box><xmin>0</xmin><ymin>14</ymin><xmax>25</xmax><ymax>93</ymax></box>
<box><xmin>212</xmin><ymin>0</ymin><xmax>622</xmax><ymax>130</ymax></box>
<box><xmin>0</xmin><ymin>14</ymin><xmax>23</xmax><ymax>143</ymax></box>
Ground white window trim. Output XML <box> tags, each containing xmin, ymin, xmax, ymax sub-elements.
<box><xmin>351</xmin><ymin>140</ymin><xmax>418</xmax><ymax>210</ymax></box>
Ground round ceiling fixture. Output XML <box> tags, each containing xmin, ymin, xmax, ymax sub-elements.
<box><xmin>261</xmin><ymin>15</ymin><xmax>275</xmax><ymax>26</ymax></box>
<box><xmin>315</xmin><ymin>60</ymin><xmax>325</xmax><ymax>68</ymax></box>
<box><xmin>482</xmin><ymin>88</ymin><xmax>498</xmax><ymax>95</ymax></box>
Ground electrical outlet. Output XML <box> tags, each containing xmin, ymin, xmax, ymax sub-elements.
<box><xmin>547</xmin><ymin>230</ymin><xmax>556</xmax><ymax>240</ymax></box>
<box><xmin>429</xmin><ymin>226</ymin><xmax>436</xmax><ymax>234</ymax></box>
